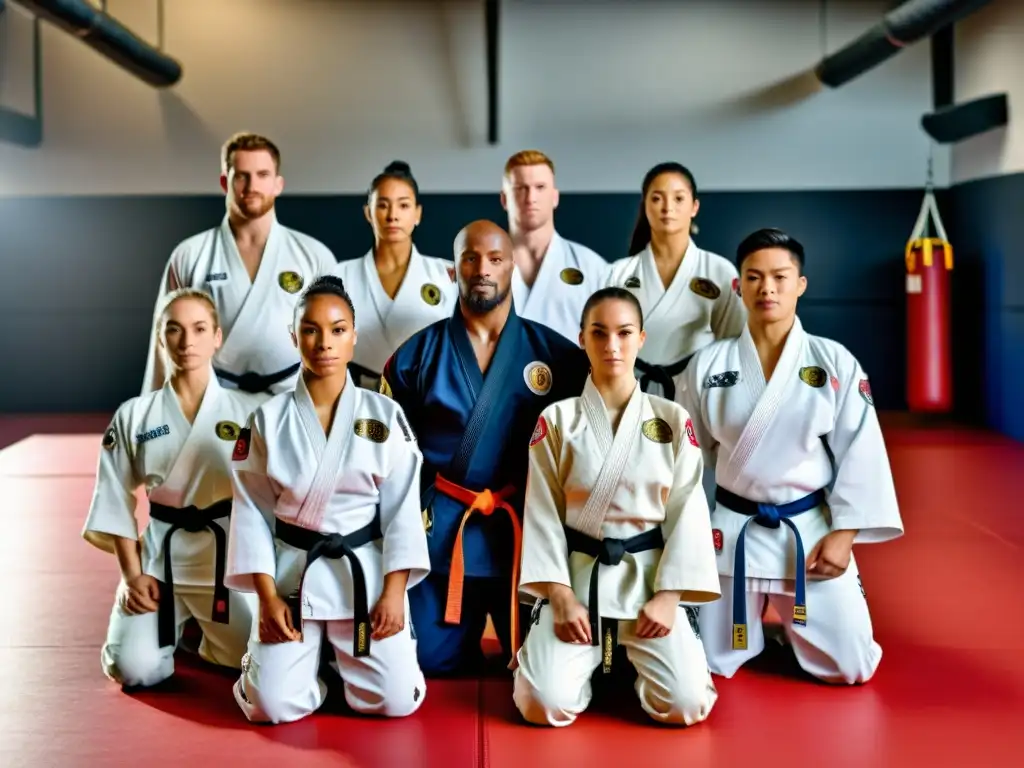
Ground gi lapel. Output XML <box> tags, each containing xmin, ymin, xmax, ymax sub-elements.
<box><xmin>216</xmin><ymin>215</ymin><xmax>284</xmax><ymax>369</ymax></box>
<box><xmin>153</xmin><ymin>374</ymin><xmax>228</xmax><ymax>497</ymax></box>
<box><xmin>292</xmin><ymin>374</ymin><xmax>357</xmax><ymax>530</ymax></box>
<box><xmin>641</xmin><ymin>240</ymin><xmax>699</xmax><ymax>329</ymax></box>
<box><xmin>445</xmin><ymin>305</ymin><xmax>524</xmax><ymax>483</ymax></box>
<box><xmin>720</xmin><ymin>318</ymin><xmax>806</xmax><ymax>490</ymax></box>
<box><xmin>362</xmin><ymin>250</ymin><xmax>398</xmax><ymax>348</ymax></box>
<box><xmin>570</xmin><ymin>378</ymin><xmax>644</xmax><ymax>539</ymax></box>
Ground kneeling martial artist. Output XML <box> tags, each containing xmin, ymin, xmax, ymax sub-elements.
<box><xmin>226</xmin><ymin>275</ymin><xmax>430</xmax><ymax>724</ymax></box>
<box><xmin>82</xmin><ymin>289</ymin><xmax>261</xmax><ymax>689</ymax></box>
<box><xmin>514</xmin><ymin>288</ymin><xmax>721</xmax><ymax>727</ymax></box>
<box><xmin>679</xmin><ymin>228</ymin><xmax>904</xmax><ymax>684</ymax></box>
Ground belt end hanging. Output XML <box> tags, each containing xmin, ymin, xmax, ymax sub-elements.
<box><xmin>792</xmin><ymin>603</ymin><xmax>807</xmax><ymax>627</ymax></box>
<box><xmin>355</xmin><ymin>620</ymin><xmax>371</xmax><ymax>657</ymax></box>
<box><xmin>732</xmin><ymin>623</ymin><xmax>748</xmax><ymax>651</ymax></box>
<box><xmin>601</xmin><ymin>622</ymin><xmax>616</xmax><ymax>674</ymax></box>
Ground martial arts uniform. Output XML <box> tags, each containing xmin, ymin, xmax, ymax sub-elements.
<box><xmin>513</xmin><ymin>377</ymin><xmax>720</xmax><ymax>726</ymax></box>
<box><xmin>607</xmin><ymin>240</ymin><xmax>746</xmax><ymax>401</ymax></box>
<box><xmin>82</xmin><ymin>375</ymin><xmax>262</xmax><ymax>689</ymax></box>
<box><xmin>380</xmin><ymin>305</ymin><xmax>591</xmax><ymax>675</ymax></box>
<box><xmin>226</xmin><ymin>375</ymin><xmax>430</xmax><ymax>724</ymax></box>
<box><xmin>678</xmin><ymin>317</ymin><xmax>904</xmax><ymax>684</ymax></box>
<box><xmin>512</xmin><ymin>231</ymin><xmax>611</xmax><ymax>344</ymax></box>
<box><xmin>332</xmin><ymin>247</ymin><xmax>458</xmax><ymax>389</ymax></box>
<box><xmin>142</xmin><ymin>212</ymin><xmax>337</xmax><ymax>397</ymax></box>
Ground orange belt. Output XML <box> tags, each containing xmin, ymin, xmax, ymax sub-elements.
<box><xmin>434</xmin><ymin>473</ymin><xmax>523</xmax><ymax>661</ymax></box>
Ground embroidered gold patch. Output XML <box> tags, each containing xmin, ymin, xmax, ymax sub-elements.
<box><xmin>278</xmin><ymin>271</ymin><xmax>304</xmax><ymax>294</ymax></box>
<box><xmin>524</xmin><ymin>361</ymin><xmax>553</xmax><ymax>396</ymax></box>
<box><xmin>642</xmin><ymin>417</ymin><xmax>673</xmax><ymax>443</ymax></box>
<box><xmin>101</xmin><ymin>427</ymin><xmax>117</xmax><ymax>451</ymax></box>
<box><xmin>215</xmin><ymin>421</ymin><xmax>241</xmax><ymax>441</ymax></box>
<box><xmin>420</xmin><ymin>282</ymin><xmax>442</xmax><ymax>306</ymax></box>
<box><xmin>354</xmin><ymin>418</ymin><xmax>390</xmax><ymax>443</ymax></box>
<box><xmin>559</xmin><ymin>267</ymin><xmax>584</xmax><ymax>285</ymax></box>
<box><xmin>799</xmin><ymin>366</ymin><xmax>827</xmax><ymax>388</ymax></box>
<box><xmin>689</xmin><ymin>277</ymin><xmax>721</xmax><ymax>300</ymax></box>
<box><xmin>378</xmin><ymin>376</ymin><xmax>393</xmax><ymax>398</ymax></box>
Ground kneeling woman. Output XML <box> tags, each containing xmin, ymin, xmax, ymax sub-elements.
<box><xmin>226</xmin><ymin>275</ymin><xmax>430</xmax><ymax>725</ymax></box>
<box><xmin>82</xmin><ymin>288</ymin><xmax>262</xmax><ymax>689</ymax></box>
<box><xmin>513</xmin><ymin>287</ymin><xmax>721</xmax><ymax>727</ymax></box>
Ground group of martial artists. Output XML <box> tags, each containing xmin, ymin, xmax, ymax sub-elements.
<box><xmin>81</xmin><ymin>131</ymin><xmax>905</xmax><ymax>728</ymax></box>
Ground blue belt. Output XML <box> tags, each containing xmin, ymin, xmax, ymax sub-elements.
<box><xmin>714</xmin><ymin>486</ymin><xmax>826</xmax><ymax>650</ymax></box>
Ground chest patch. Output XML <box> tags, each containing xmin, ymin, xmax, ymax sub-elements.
<box><xmin>689</xmin><ymin>277</ymin><xmax>721</xmax><ymax>300</ymax></box>
<box><xmin>624</xmin><ymin>276</ymin><xmax>641</xmax><ymax>289</ymax></box>
<box><xmin>136</xmin><ymin>424</ymin><xmax>170</xmax><ymax>445</ymax></box>
<box><xmin>396</xmin><ymin>410</ymin><xmax>416</xmax><ymax>442</ymax></box>
<box><xmin>215</xmin><ymin>421</ymin><xmax>241</xmax><ymax>441</ymax></box>
<box><xmin>799</xmin><ymin>366</ymin><xmax>827</xmax><ymax>388</ymax></box>
<box><xmin>278</xmin><ymin>271</ymin><xmax>304</xmax><ymax>294</ymax></box>
<box><xmin>524</xmin><ymin>361</ymin><xmax>553</xmax><ymax>396</ymax></box>
<box><xmin>354</xmin><ymin>418</ymin><xmax>390</xmax><ymax>443</ymax></box>
<box><xmin>421</xmin><ymin>282</ymin><xmax>442</xmax><ymax>306</ymax></box>
<box><xmin>706</xmin><ymin>371</ymin><xmax>739</xmax><ymax>388</ymax></box>
<box><xmin>560</xmin><ymin>267</ymin><xmax>584</xmax><ymax>285</ymax></box>
<box><xmin>642</xmin><ymin>417</ymin><xmax>673</xmax><ymax>444</ymax></box>
<box><xmin>206</xmin><ymin>272</ymin><xmax>228</xmax><ymax>282</ymax></box>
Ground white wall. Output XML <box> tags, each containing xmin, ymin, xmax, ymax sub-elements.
<box><xmin>952</xmin><ymin>0</ymin><xmax>1024</xmax><ymax>184</ymax></box>
<box><xmin>0</xmin><ymin>0</ymin><xmax>948</xmax><ymax>196</ymax></box>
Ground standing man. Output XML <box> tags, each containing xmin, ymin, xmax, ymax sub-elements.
<box><xmin>142</xmin><ymin>132</ymin><xmax>337</xmax><ymax>398</ymax></box>
<box><xmin>502</xmin><ymin>150</ymin><xmax>611</xmax><ymax>343</ymax></box>
<box><xmin>379</xmin><ymin>220</ymin><xmax>590</xmax><ymax>676</ymax></box>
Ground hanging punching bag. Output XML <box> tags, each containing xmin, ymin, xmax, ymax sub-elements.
<box><xmin>905</xmin><ymin>188</ymin><xmax>953</xmax><ymax>413</ymax></box>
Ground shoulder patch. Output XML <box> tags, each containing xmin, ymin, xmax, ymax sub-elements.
<box><xmin>559</xmin><ymin>267</ymin><xmax>584</xmax><ymax>286</ymax></box>
<box><xmin>396</xmin><ymin>409</ymin><xmax>416</xmax><ymax>442</ymax></box>
<box><xmin>446</xmin><ymin>266</ymin><xmax>457</xmax><ymax>283</ymax></box>
<box><xmin>278</xmin><ymin>271</ymin><xmax>304</xmax><ymax>294</ymax></box>
<box><xmin>215</xmin><ymin>421</ymin><xmax>241</xmax><ymax>441</ymax></box>
<box><xmin>689</xmin><ymin>277</ymin><xmax>721</xmax><ymax>300</ymax></box>
<box><xmin>232</xmin><ymin>427</ymin><xmax>251</xmax><ymax>461</ymax></box>
<box><xmin>624</xmin><ymin>275</ymin><xmax>641</xmax><ymax>289</ymax></box>
<box><xmin>706</xmin><ymin>371</ymin><xmax>739</xmax><ymax>388</ymax></box>
<box><xmin>420</xmin><ymin>282</ymin><xmax>442</xmax><ymax>306</ymax></box>
<box><xmin>642</xmin><ymin>417</ymin><xmax>673</xmax><ymax>444</ymax></box>
<box><xmin>799</xmin><ymin>366</ymin><xmax>827</xmax><ymax>388</ymax></box>
<box><xmin>858</xmin><ymin>378</ymin><xmax>874</xmax><ymax>406</ymax></box>
<box><xmin>529</xmin><ymin>416</ymin><xmax>549</xmax><ymax>447</ymax></box>
<box><xmin>731</xmin><ymin>277</ymin><xmax>741</xmax><ymax>296</ymax></box>
<box><xmin>378</xmin><ymin>375</ymin><xmax>393</xmax><ymax>399</ymax></box>
<box><xmin>354</xmin><ymin>418</ymin><xmax>390</xmax><ymax>443</ymax></box>
<box><xmin>685</xmin><ymin>417</ymin><xmax>699</xmax><ymax>447</ymax></box>
<box><xmin>524</xmin><ymin>361</ymin><xmax>553</xmax><ymax>396</ymax></box>
<box><xmin>101</xmin><ymin>427</ymin><xmax>117</xmax><ymax>451</ymax></box>
<box><xmin>830</xmin><ymin>375</ymin><xmax>840</xmax><ymax>393</ymax></box>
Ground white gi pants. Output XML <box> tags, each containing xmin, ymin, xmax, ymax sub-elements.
<box><xmin>512</xmin><ymin>602</ymin><xmax>717</xmax><ymax>727</ymax></box>
<box><xmin>234</xmin><ymin>614</ymin><xmax>426</xmax><ymax>725</ymax></box>
<box><xmin>699</xmin><ymin>566</ymin><xmax>881</xmax><ymax>684</ymax></box>
<box><xmin>101</xmin><ymin>584</ymin><xmax>256</xmax><ymax>688</ymax></box>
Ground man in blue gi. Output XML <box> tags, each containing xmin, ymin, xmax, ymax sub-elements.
<box><xmin>379</xmin><ymin>219</ymin><xmax>591</xmax><ymax>676</ymax></box>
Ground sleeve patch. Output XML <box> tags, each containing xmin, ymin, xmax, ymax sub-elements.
<box><xmin>101</xmin><ymin>427</ymin><xmax>117</xmax><ymax>451</ymax></box>
<box><xmin>731</xmin><ymin>277</ymin><xmax>740</xmax><ymax>296</ymax></box>
<box><xmin>830</xmin><ymin>375</ymin><xmax>840</xmax><ymax>392</ymax></box>
<box><xmin>232</xmin><ymin>427</ymin><xmax>251</xmax><ymax>461</ymax></box>
<box><xmin>530</xmin><ymin>416</ymin><xmax>548</xmax><ymax>447</ymax></box>
<box><xmin>712</xmin><ymin>529</ymin><xmax>723</xmax><ymax>552</ymax></box>
<box><xmin>685</xmin><ymin>417</ymin><xmax>700</xmax><ymax>448</ymax></box>
<box><xmin>858</xmin><ymin>378</ymin><xmax>874</xmax><ymax>406</ymax></box>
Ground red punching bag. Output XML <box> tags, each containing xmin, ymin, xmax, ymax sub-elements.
<box><xmin>905</xmin><ymin>186</ymin><xmax>953</xmax><ymax>413</ymax></box>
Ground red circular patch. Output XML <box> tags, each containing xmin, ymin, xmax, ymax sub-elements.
<box><xmin>529</xmin><ymin>416</ymin><xmax>548</xmax><ymax>447</ymax></box>
<box><xmin>685</xmin><ymin>418</ymin><xmax>699</xmax><ymax>447</ymax></box>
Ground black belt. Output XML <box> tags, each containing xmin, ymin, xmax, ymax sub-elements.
<box><xmin>275</xmin><ymin>514</ymin><xmax>382</xmax><ymax>658</ymax></box>
<box><xmin>714</xmin><ymin>486</ymin><xmax>826</xmax><ymax>651</ymax></box>
<box><xmin>347</xmin><ymin>361</ymin><xmax>381</xmax><ymax>388</ymax></box>
<box><xmin>634</xmin><ymin>354</ymin><xmax>694</xmax><ymax>401</ymax></box>
<box><xmin>565</xmin><ymin>525</ymin><xmax>664</xmax><ymax>673</ymax></box>
<box><xmin>214</xmin><ymin>362</ymin><xmax>300</xmax><ymax>394</ymax></box>
<box><xmin>149</xmin><ymin>499</ymin><xmax>232</xmax><ymax>649</ymax></box>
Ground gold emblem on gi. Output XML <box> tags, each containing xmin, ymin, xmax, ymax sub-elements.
<box><xmin>215</xmin><ymin>421</ymin><xmax>241</xmax><ymax>441</ymax></box>
<box><xmin>524</xmin><ymin>361</ymin><xmax>553</xmax><ymax>396</ymax></box>
<box><xmin>559</xmin><ymin>267</ymin><xmax>584</xmax><ymax>285</ymax></box>
<box><xmin>420</xmin><ymin>282</ymin><xmax>442</xmax><ymax>306</ymax></box>
<box><xmin>642</xmin><ymin>417</ymin><xmax>673</xmax><ymax>443</ymax></box>
<box><xmin>353</xmin><ymin>418</ymin><xmax>390</xmax><ymax>443</ymax></box>
<box><xmin>278</xmin><ymin>271</ymin><xmax>304</xmax><ymax>294</ymax></box>
<box><xmin>689</xmin><ymin>277</ymin><xmax>721</xmax><ymax>300</ymax></box>
<box><xmin>799</xmin><ymin>366</ymin><xmax>827</xmax><ymax>388</ymax></box>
